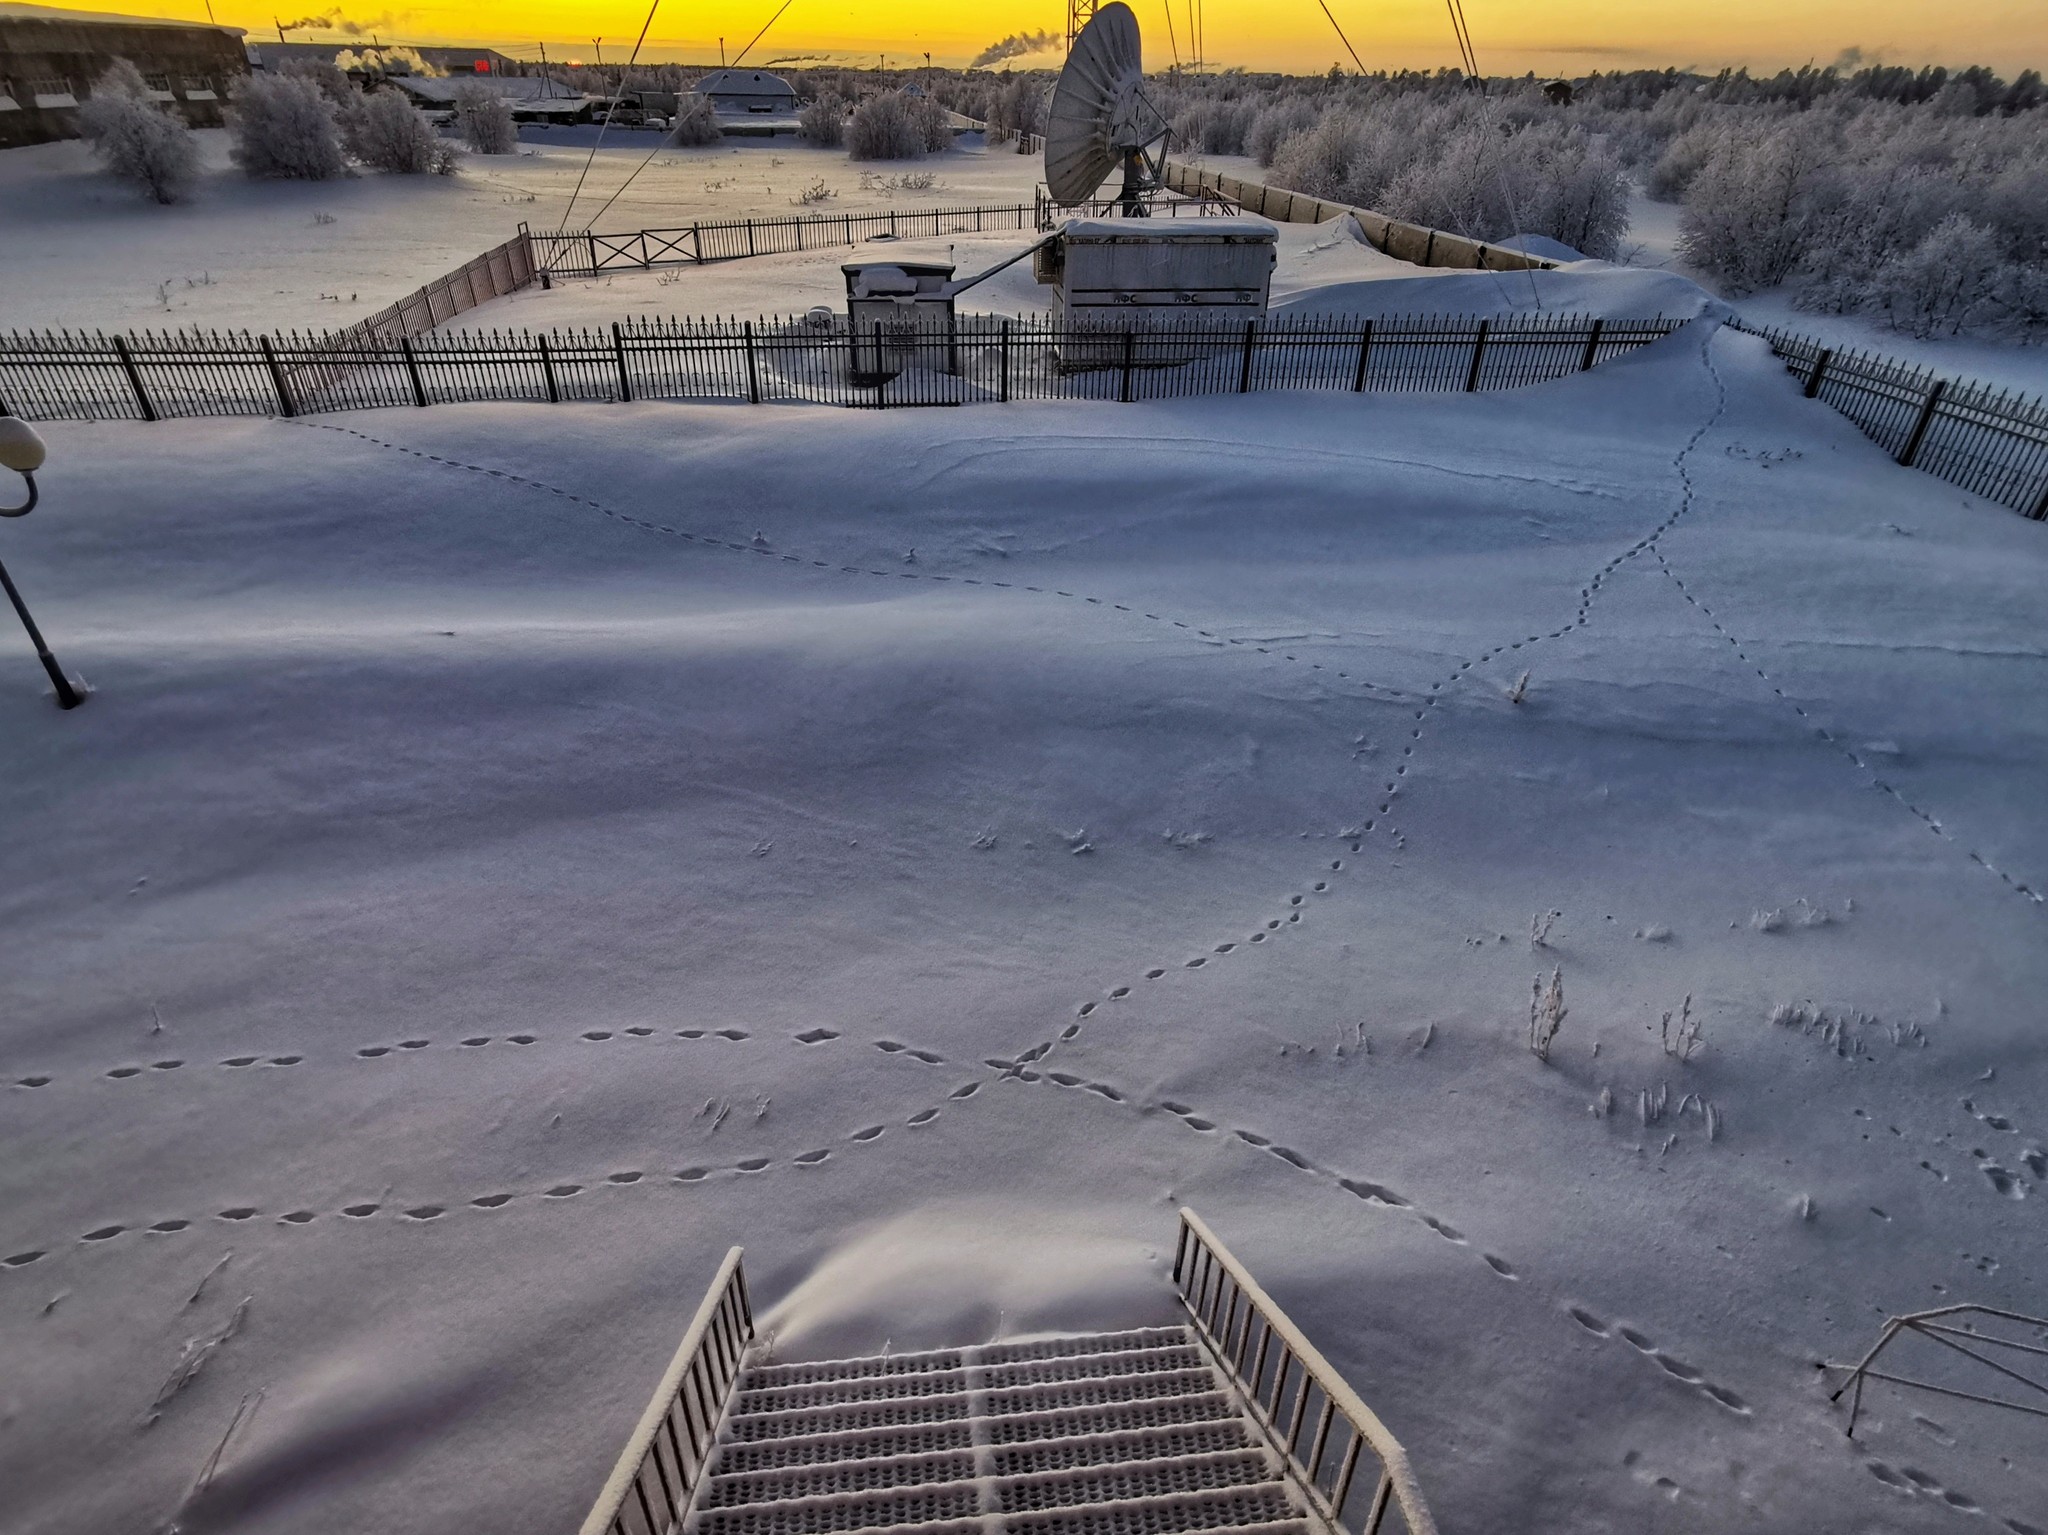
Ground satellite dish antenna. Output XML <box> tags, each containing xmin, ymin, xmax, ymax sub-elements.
<box><xmin>1044</xmin><ymin>2</ymin><xmax>1168</xmax><ymax>215</ymax></box>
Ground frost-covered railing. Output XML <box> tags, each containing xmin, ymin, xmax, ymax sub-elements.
<box><xmin>1174</xmin><ymin>1209</ymin><xmax>1438</xmax><ymax>1535</ymax></box>
<box><xmin>1731</xmin><ymin>320</ymin><xmax>2048</xmax><ymax>519</ymax></box>
<box><xmin>579</xmin><ymin>1247</ymin><xmax>753</xmax><ymax>1535</ymax></box>
<box><xmin>0</xmin><ymin>312</ymin><xmax>1678</xmax><ymax>420</ymax></box>
<box><xmin>526</xmin><ymin>205</ymin><xmax>1045</xmax><ymax>276</ymax></box>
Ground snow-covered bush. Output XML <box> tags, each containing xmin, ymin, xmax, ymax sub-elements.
<box><xmin>76</xmin><ymin>58</ymin><xmax>198</xmax><ymax>204</ymax></box>
<box><xmin>799</xmin><ymin>92</ymin><xmax>849</xmax><ymax>147</ymax></box>
<box><xmin>1676</xmin><ymin>121</ymin><xmax>1819</xmax><ymax>292</ymax></box>
<box><xmin>343</xmin><ymin>88</ymin><xmax>458</xmax><ymax>174</ymax></box>
<box><xmin>668</xmin><ymin>94</ymin><xmax>723</xmax><ymax>147</ymax></box>
<box><xmin>228</xmin><ymin>72</ymin><xmax>347</xmax><ymax>180</ymax></box>
<box><xmin>1874</xmin><ymin>214</ymin><xmax>2009</xmax><ymax>336</ymax></box>
<box><xmin>1247</xmin><ymin>98</ymin><xmax>1317</xmax><ymax>166</ymax></box>
<box><xmin>848</xmin><ymin>91</ymin><xmax>926</xmax><ymax>159</ymax></box>
<box><xmin>451</xmin><ymin>81</ymin><xmax>516</xmax><ymax>154</ymax></box>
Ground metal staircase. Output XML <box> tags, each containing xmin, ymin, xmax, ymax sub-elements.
<box><xmin>579</xmin><ymin>1212</ymin><xmax>1435</xmax><ymax>1535</ymax></box>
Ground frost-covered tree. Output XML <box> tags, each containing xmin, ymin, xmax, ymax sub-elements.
<box><xmin>1677</xmin><ymin>122</ymin><xmax>1819</xmax><ymax>292</ymax></box>
<box><xmin>228</xmin><ymin>72</ymin><xmax>347</xmax><ymax>180</ymax></box>
<box><xmin>76</xmin><ymin>57</ymin><xmax>198</xmax><ymax>204</ymax></box>
<box><xmin>668</xmin><ymin>93</ymin><xmax>723</xmax><ymax>147</ymax></box>
<box><xmin>798</xmin><ymin>92</ymin><xmax>848</xmax><ymax>147</ymax></box>
<box><xmin>451</xmin><ymin>80</ymin><xmax>516</xmax><ymax>153</ymax></box>
<box><xmin>1875</xmin><ymin>214</ymin><xmax>2008</xmax><ymax>336</ymax></box>
<box><xmin>343</xmin><ymin>88</ymin><xmax>458</xmax><ymax>174</ymax></box>
<box><xmin>848</xmin><ymin>91</ymin><xmax>926</xmax><ymax>159</ymax></box>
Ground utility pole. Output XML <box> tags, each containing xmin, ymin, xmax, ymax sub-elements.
<box><xmin>718</xmin><ymin>36</ymin><xmax>725</xmax><ymax>65</ymax></box>
<box><xmin>274</xmin><ymin>15</ymin><xmax>285</xmax><ymax>42</ymax></box>
<box><xmin>538</xmin><ymin>39</ymin><xmax>551</xmax><ymax>96</ymax></box>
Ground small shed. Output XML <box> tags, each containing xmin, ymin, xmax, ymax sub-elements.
<box><xmin>691</xmin><ymin>67</ymin><xmax>797</xmax><ymax>115</ymax></box>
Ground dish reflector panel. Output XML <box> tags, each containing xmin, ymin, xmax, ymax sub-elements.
<box><xmin>1044</xmin><ymin>2</ymin><xmax>1152</xmax><ymax>204</ymax></box>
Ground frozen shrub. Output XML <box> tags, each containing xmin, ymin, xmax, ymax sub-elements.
<box><xmin>668</xmin><ymin>94</ymin><xmax>723</xmax><ymax>147</ymax></box>
<box><xmin>77</xmin><ymin>58</ymin><xmax>198</xmax><ymax>204</ymax></box>
<box><xmin>912</xmin><ymin>93</ymin><xmax>953</xmax><ymax>153</ymax></box>
<box><xmin>343</xmin><ymin>88</ymin><xmax>458</xmax><ymax>174</ymax></box>
<box><xmin>799</xmin><ymin>92</ymin><xmax>848</xmax><ymax>147</ymax></box>
<box><xmin>1677</xmin><ymin>123</ymin><xmax>1818</xmax><ymax>292</ymax></box>
<box><xmin>228</xmin><ymin>72</ymin><xmax>347</xmax><ymax>180</ymax></box>
<box><xmin>848</xmin><ymin>91</ymin><xmax>925</xmax><ymax>160</ymax></box>
<box><xmin>452</xmin><ymin>80</ymin><xmax>516</xmax><ymax>154</ymax></box>
<box><xmin>1247</xmin><ymin>99</ymin><xmax>1317</xmax><ymax>166</ymax></box>
<box><xmin>1644</xmin><ymin>118</ymin><xmax>1723</xmax><ymax>200</ymax></box>
<box><xmin>1875</xmin><ymin>214</ymin><xmax>2008</xmax><ymax>336</ymax></box>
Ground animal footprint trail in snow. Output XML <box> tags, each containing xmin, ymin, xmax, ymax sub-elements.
<box><xmin>1652</xmin><ymin>545</ymin><xmax>2041</xmax><ymax>908</ymax></box>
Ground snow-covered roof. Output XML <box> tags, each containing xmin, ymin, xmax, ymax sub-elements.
<box><xmin>0</xmin><ymin>0</ymin><xmax>244</xmax><ymax>31</ymax></box>
<box><xmin>691</xmin><ymin>68</ymin><xmax>796</xmax><ymax>97</ymax></box>
<box><xmin>391</xmin><ymin>75</ymin><xmax>566</xmax><ymax>104</ymax></box>
<box><xmin>1059</xmin><ymin>216</ymin><xmax>1277</xmax><ymax>242</ymax></box>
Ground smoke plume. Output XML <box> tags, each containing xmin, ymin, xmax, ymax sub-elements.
<box><xmin>969</xmin><ymin>30</ymin><xmax>1059</xmax><ymax>69</ymax></box>
<box><xmin>276</xmin><ymin>9</ymin><xmax>395</xmax><ymax>38</ymax></box>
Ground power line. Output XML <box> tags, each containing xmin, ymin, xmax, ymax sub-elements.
<box><xmin>1314</xmin><ymin>0</ymin><xmax>1365</xmax><ymax>74</ymax></box>
<box><xmin>562</xmin><ymin>0</ymin><xmax>662</xmax><ymax>229</ymax></box>
<box><xmin>728</xmin><ymin>0</ymin><xmax>794</xmax><ymax>70</ymax></box>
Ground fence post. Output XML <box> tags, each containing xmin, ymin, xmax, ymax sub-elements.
<box><xmin>1351</xmin><ymin>320</ymin><xmax>1373</xmax><ymax>392</ymax></box>
<box><xmin>999</xmin><ymin>319</ymin><xmax>1011</xmax><ymax>403</ymax></box>
<box><xmin>538</xmin><ymin>334</ymin><xmax>560</xmax><ymax>403</ymax></box>
<box><xmin>110</xmin><ymin>335</ymin><xmax>158</xmax><ymax>422</ymax></box>
<box><xmin>400</xmin><ymin>335</ymin><xmax>428</xmax><ymax>407</ymax></box>
<box><xmin>1238</xmin><ymin>319</ymin><xmax>1257</xmax><ymax>394</ymax></box>
<box><xmin>2032</xmin><ymin>478</ymin><xmax>2048</xmax><ymax>521</ymax></box>
<box><xmin>586</xmin><ymin>231</ymin><xmax>599</xmax><ymax>276</ymax></box>
<box><xmin>1578</xmin><ymin>317</ymin><xmax>1605</xmax><ymax>372</ymax></box>
<box><xmin>743</xmin><ymin>321</ymin><xmax>761</xmax><ymax>405</ymax></box>
<box><xmin>258</xmin><ymin>334</ymin><xmax>296</xmax><ymax>417</ymax></box>
<box><xmin>1803</xmin><ymin>348</ymin><xmax>1833</xmax><ymax>398</ymax></box>
<box><xmin>613</xmin><ymin>322</ymin><xmax>633</xmax><ymax>403</ymax></box>
<box><xmin>1464</xmin><ymin>319</ymin><xmax>1491</xmax><ymax>392</ymax></box>
<box><xmin>1119</xmin><ymin>327</ymin><xmax>1137</xmax><ymax>404</ymax></box>
<box><xmin>692</xmin><ymin>224</ymin><xmax>703</xmax><ymax>265</ymax></box>
<box><xmin>1897</xmin><ymin>378</ymin><xmax>1948</xmax><ymax>467</ymax></box>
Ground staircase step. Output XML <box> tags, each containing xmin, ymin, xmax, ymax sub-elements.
<box><xmin>726</xmin><ymin>1370</ymin><xmax>1220</xmax><ymax>1445</ymax></box>
<box><xmin>987</xmin><ymin>1422</ymin><xmax>1251</xmax><ymax>1478</ymax></box>
<box><xmin>1003</xmin><ymin>1485</ymin><xmax>1303</xmax><ymax>1535</ymax></box>
<box><xmin>994</xmin><ymin>1449</ymin><xmax>1280</xmax><ymax>1513</ymax></box>
<box><xmin>743</xmin><ymin>1331</ymin><xmax>1191</xmax><ymax>1390</ymax></box>
<box><xmin>735</xmin><ymin>1348</ymin><xmax>1204</xmax><ymax>1414</ymax></box>
<box><xmin>980</xmin><ymin>1393</ymin><xmax>1240</xmax><ymax>1445</ymax></box>
<box><xmin>694</xmin><ymin>1482</ymin><xmax>984</xmax><ymax>1535</ymax></box>
<box><xmin>702</xmin><ymin>1451</ymin><xmax>979</xmax><ymax>1509</ymax></box>
<box><xmin>708</xmin><ymin>1424</ymin><xmax>976</xmax><ymax>1475</ymax></box>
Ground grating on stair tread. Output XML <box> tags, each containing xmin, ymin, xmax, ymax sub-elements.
<box><xmin>1002</xmin><ymin>1484</ymin><xmax>1303</xmax><ymax>1535</ymax></box>
<box><xmin>983</xmin><ymin>1370</ymin><xmax>1221</xmax><ymax>1416</ymax></box>
<box><xmin>706</xmin><ymin>1424</ymin><xmax>976</xmax><ymax>1473</ymax></box>
<box><xmin>987</xmin><ymin>1422</ymin><xmax>1251</xmax><ymax>1476</ymax></box>
<box><xmin>724</xmin><ymin>1397</ymin><xmax>973</xmax><ymax>1440</ymax></box>
<box><xmin>702</xmin><ymin>1451</ymin><xmax>979</xmax><ymax>1508</ymax></box>
<box><xmin>693</xmin><ymin>1481</ymin><xmax>983</xmax><ymax>1535</ymax></box>
<box><xmin>980</xmin><ymin>1392</ymin><xmax>1239</xmax><ymax>1444</ymax></box>
<box><xmin>994</xmin><ymin>1449</ymin><xmax>1280</xmax><ymax>1512</ymax></box>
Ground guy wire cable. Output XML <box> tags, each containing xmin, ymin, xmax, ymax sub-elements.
<box><xmin>1445</xmin><ymin>0</ymin><xmax>1544</xmax><ymax>312</ymax></box>
<box><xmin>562</xmin><ymin>0</ymin><xmax>663</xmax><ymax>229</ymax></box>
<box><xmin>581</xmin><ymin>0</ymin><xmax>797</xmax><ymax>231</ymax></box>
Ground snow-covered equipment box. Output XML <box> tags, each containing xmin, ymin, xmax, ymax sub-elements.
<box><xmin>841</xmin><ymin>261</ymin><xmax>959</xmax><ymax>381</ymax></box>
<box><xmin>1038</xmin><ymin>218</ymin><xmax>1277</xmax><ymax>323</ymax></box>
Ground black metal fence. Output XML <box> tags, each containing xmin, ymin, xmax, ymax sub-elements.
<box><xmin>1734</xmin><ymin>321</ymin><xmax>2048</xmax><ymax>519</ymax></box>
<box><xmin>0</xmin><ymin>312</ymin><xmax>1680</xmax><ymax>421</ymax></box>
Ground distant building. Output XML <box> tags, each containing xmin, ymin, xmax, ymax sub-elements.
<box><xmin>690</xmin><ymin>67</ymin><xmax>797</xmax><ymax>116</ymax></box>
<box><xmin>1541</xmin><ymin>78</ymin><xmax>1574</xmax><ymax>105</ymax></box>
<box><xmin>245</xmin><ymin>40</ymin><xmax>517</xmax><ymax>77</ymax></box>
<box><xmin>0</xmin><ymin>1</ymin><xmax>247</xmax><ymax>149</ymax></box>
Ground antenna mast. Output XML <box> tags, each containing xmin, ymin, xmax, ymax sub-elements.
<box><xmin>1066</xmin><ymin>0</ymin><xmax>1101</xmax><ymax>53</ymax></box>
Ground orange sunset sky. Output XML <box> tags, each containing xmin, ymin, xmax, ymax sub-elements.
<box><xmin>70</xmin><ymin>0</ymin><xmax>2048</xmax><ymax>76</ymax></box>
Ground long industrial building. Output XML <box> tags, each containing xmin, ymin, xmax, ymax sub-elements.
<box><xmin>0</xmin><ymin>1</ymin><xmax>248</xmax><ymax>149</ymax></box>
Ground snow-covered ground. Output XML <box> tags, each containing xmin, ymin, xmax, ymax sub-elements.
<box><xmin>0</xmin><ymin>130</ymin><xmax>1046</xmax><ymax>334</ymax></box>
<box><xmin>4</xmin><ymin>319</ymin><xmax>2046</xmax><ymax>1535</ymax></box>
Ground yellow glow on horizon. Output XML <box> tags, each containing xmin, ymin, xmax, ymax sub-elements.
<box><xmin>74</xmin><ymin>0</ymin><xmax>2048</xmax><ymax>76</ymax></box>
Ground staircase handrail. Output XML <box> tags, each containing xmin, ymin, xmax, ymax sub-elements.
<box><xmin>1174</xmin><ymin>1208</ymin><xmax>1438</xmax><ymax>1535</ymax></box>
<box><xmin>579</xmin><ymin>1246</ymin><xmax>754</xmax><ymax>1535</ymax></box>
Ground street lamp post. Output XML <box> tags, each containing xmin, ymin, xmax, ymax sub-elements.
<box><xmin>0</xmin><ymin>416</ymin><xmax>84</xmax><ymax>710</ymax></box>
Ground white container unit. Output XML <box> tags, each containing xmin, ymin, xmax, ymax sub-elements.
<box><xmin>1040</xmin><ymin>218</ymin><xmax>1277</xmax><ymax>328</ymax></box>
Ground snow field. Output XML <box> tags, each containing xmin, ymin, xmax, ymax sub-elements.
<box><xmin>1</xmin><ymin>324</ymin><xmax>2045</xmax><ymax>1535</ymax></box>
